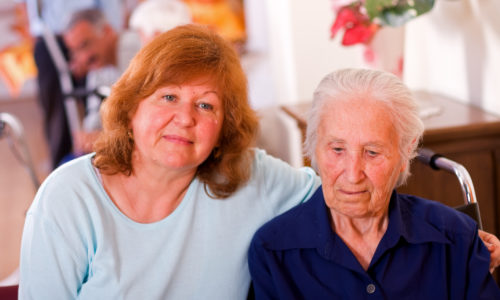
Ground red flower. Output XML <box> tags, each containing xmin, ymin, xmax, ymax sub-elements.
<box><xmin>330</xmin><ymin>3</ymin><xmax>379</xmax><ymax>46</ymax></box>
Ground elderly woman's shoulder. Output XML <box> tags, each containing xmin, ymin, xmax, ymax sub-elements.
<box><xmin>250</xmin><ymin>187</ymin><xmax>321</xmax><ymax>251</ymax></box>
<box><xmin>398</xmin><ymin>193</ymin><xmax>478</xmax><ymax>237</ymax></box>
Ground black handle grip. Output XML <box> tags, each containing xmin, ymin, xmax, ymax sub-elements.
<box><xmin>417</xmin><ymin>148</ymin><xmax>442</xmax><ymax>170</ymax></box>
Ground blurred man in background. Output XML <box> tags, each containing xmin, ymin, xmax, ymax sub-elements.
<box><xmin>15</xmin><ymin>0</ymin><xmax>124</xmax><ymax>168</ymax></box>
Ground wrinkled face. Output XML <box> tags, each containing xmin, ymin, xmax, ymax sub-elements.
<box><xmin>315</xmin><ymin>97</ymin><xmax>406</xmax><ymax>219</ymax></box>
<box><xmin>130</xmin><ymin>78</ymin><xmax>224</xmax><ymax>174</ymax></box>
<box><xmin>64</xmin><ymin>21</ymin><xmax>113</xmax><ymax>74</ymax></box>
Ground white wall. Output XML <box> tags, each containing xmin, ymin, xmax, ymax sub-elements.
<box><xmin>404</xmin><ymin>0</ymin><xmax>500</xmax><ymax>115</ymax></box>
<box><xmin>244</xmin><ymin>0</ymin><xmax>365</xmax><ymax>107</ymax></box>
<box><xmin>287</xmin><ymin>0</ymin><xmax>365</xmax><ymax>102</ymax></box>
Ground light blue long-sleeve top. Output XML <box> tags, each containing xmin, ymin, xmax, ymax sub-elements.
<box><xmin>19</xmin><ymin>149</ymin><xmax>320</xmax><ymax>299</ymax></box>
<box><xmin>16</xmin><ymin>0</ymin><xmax>124</xmax><ymax>36</ymax></box>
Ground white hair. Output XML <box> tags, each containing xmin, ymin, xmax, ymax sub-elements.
<box><xmin>129</xmin><ymin>0</ymin><xmax>192</xmax><ymax>40</ymax></box>
<box><xmin>304</xmin><ymin>68</ymin><xmax>424</xmax><ymax>187</ymax></box>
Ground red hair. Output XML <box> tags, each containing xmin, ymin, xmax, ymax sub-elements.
<box><xmin>93</xmin><ymin>24</ymin><xmax>258</xmax><ymax>198</ymax></box>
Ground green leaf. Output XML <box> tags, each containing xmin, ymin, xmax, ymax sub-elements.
<box><xmin>411</xmin><ymin>0</ymin><xmax>436</xmax><ymax>16</ymax></box>
<box><xmin>365</xmin><ymin>0</ymin><xmax>394</xmax><ymax>20</ymax></box>
<box><xmin>365</xmin><ymin>0</ymin><xmax>435</xmax><ymax>26</ymax></box>
<box><xmin>381</xmin><ymin>8</ymin><xmax>418</xmax><ymax>27</ymax></box>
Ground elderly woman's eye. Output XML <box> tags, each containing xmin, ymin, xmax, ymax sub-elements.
<box><xmin>162</xmin><ymin>95</ymin><xmax>175</xmax><ymax>102</ymax></box>
<box><xmin>332</xmin><ymin>147</ymin><xmax>344</xmax><ymax>154</ymax></box>
<box><xmin>366</xmin><ymin>150</ymin><xmax>379</xmax><ymax>157</ymax></box>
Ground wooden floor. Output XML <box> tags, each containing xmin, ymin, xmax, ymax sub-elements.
<box><xmin>0</xmin><ymin>96</ymin><xmax>51</xmax><ymax>282</ymax></box>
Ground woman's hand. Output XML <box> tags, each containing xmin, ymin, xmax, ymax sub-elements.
<box><xmin>478</xmin><ymin>230</ymin><xmax>500</xmax><ymax>273</ymax></box>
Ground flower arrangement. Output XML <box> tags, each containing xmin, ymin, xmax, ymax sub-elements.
<box><xmin>331</xmin><ymin>0</ymin><xmax>435</xmax><ymax>46</ymax></box>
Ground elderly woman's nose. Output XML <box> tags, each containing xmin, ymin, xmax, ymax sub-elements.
<box><xmin>173</xmin><ymin>102</ymin><xmax>196</xmax><ymax>126</ymax></box>
<box><xmin>344</xmin><ymin>152</ymin><xmax>365</xmax><ymax>182</ymax></box>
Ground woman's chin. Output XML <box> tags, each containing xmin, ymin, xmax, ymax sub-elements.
<box><xmin>328</xmin><ymin>200</ymin><xmax>373</xmax><ymax>220</ymax></box>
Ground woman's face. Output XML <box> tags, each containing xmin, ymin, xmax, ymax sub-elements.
<box><xmin>130</xmin><ymin>78</ymin><xmax>224</xmax><ymax>174</ymax></box>
<box><xmin>315</xmin><ymin>97</ymin><xmax>406</xmax><ymax>219</ymax></box>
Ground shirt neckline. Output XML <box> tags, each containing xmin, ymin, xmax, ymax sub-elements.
<box><xmin>259</xmin><ymin>187</ymin><xmax>452</xmax><ymax>268</ymax></box>
<box><xmin>87</xmin><ymin>153</ymin><xmax>197</xmax><ymax>229</ymax></box>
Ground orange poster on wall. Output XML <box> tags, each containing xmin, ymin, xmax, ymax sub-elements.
<box><xmin>183</xmin><ymin>0</ymin><xmax>246</xmax><ymax>48</ymax></box>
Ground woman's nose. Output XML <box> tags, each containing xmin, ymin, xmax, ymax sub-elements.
<box><xmin>345</xmin><ymin>153</ymin><xmax>365</xmax><ymax>183</ymax></box>
<box><xmin>173</xmin><ymin>102</ymin><xmax>196</xmax><ymax>127</ymax></box>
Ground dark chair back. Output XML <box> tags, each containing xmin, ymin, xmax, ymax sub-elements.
<box><xmin>0</xmin><ymin>285</ymin><xmax>18</xmax><ymax>300</ymax></box>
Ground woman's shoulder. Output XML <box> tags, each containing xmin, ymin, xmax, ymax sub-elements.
<box><xmin>251</xmin><ymin>148</ymin><xmax>317</xmax><ymax>178</ymax></box>
<box><xmin>39</xmin><ymin>154</ymin><xmax>97</xmax><ymax>193</ymax></box>
<box><xmin>45</xmin><ymin>153</ymin><xmax>96</xmax><ymax>181</ymax></box>
<box><xmin>398</xmin><ymin>193</ymin><xmax>478</xmax><ymax>238</ymax></box>
<box><xmin>249</xmin><ymin>148</ymin><xmax>319</xmax><ymax>190</ymax></box>
<box><xmin>31</xmin><ymin>154</ymin><xmax>102</xmax><ymax>215</ymax></box>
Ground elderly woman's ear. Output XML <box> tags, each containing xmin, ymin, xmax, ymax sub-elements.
<box><xmin>408</xmin><ymin>137</ymin><xmax>419</xmax><ymax>159</ymax></box>
<box><xmin>404</xmin><ymin>137</ymin><xmax>420</xmax><ymax>167</ymax></box>
<box><xmin>398</xmin><ymin>137</ymin><xmax>419</xmax><ymax>178</ymax></box>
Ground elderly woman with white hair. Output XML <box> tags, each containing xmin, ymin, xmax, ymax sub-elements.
<box><xmin>129</xmin><ymin>0</ymin><xmax>192</xmax><ymax>45</ymax></box>
<box><xmin>248</xmin><ymin>68</ymin><xmax>500</xmax><ymax>299</ymax></box>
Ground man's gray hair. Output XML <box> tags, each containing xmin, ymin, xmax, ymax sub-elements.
<box><xmin>304</xmin><ymin>68</ymin><xmax>424</xmax><ymax>187</ymax></box>
<box><xmin>66</xmin><ymin>8</ymin><xmax>108</xmax><ymax>31</ymax></box>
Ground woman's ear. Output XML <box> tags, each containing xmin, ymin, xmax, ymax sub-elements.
<box><xmin>400</xmin><ymin>137</ymin><xmax>419</xmax><ymax>173</ymax></box>
<box><xmin>408</xmin><ymin>137</ymin><xmax>419</xmax><ymax>156</ymax></box>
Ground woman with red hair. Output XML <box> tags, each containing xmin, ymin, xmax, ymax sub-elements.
<box><xmin>18</xmin><ymin>24</ymin><xmax>319</xmax><ymax>299</ymax></box>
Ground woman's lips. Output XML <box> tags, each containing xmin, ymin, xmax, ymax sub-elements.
<box><xmin>339</xmin><ymin>189</ymin><xmax>366</xmax><ymax>195</ymax></box>
<box><xmin>164</xmin><ymin>135</ymin><xmax>193</xmax><ymax>145</ymax></box>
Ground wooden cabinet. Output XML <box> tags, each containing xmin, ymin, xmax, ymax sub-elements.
<box><xmin>282</xmin><ymin>91</ymin><xmax>500</xmax><ymax>240</ymax></box>
<box><xmin>397</xmin><ymin>93</ymin><xmax>500</xmax><ymax>240</ymax></box>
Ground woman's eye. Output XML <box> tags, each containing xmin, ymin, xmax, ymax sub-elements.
<box><xmin>162</xmin><ymin>95</ymin><xmax>175</xmax><ymax>102</ymax></box>
<box><xmin>332</xmin><ymin>147</ymin><xmax>344</xmax><ymax>154</ymax></box>
<box><xmin>366</xmin><ymin>150</ymin><xmax>379</xmax><ymax>157</ymax></box>
<box><xmin>198</xmin><ymin>102</ymin><xmax>214</xmax><ymax>111</ymax></box>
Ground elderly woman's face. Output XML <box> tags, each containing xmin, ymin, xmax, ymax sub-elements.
<box><xmin>315</xmin><ymin>97</ymin><xmax>406</xmax><ymax>219</ymax></box>
<box><xmin>130</xmin><ymin>78</ymin><xmax>223</xmax><ymax>173</ymax></box>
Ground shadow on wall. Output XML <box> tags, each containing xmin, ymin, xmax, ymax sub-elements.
<box><xmin>255</xmin><ymin>106</ymin><xmax>304</xmax><ymax>169</ymax></box>
<box><xmin>427</xmin><ymin>0</ymin><xmax>487</xmax><ymax>107</ymax></box>
<box><xmin>405</xmin><ymin>0</ymin><xmax>500</xmax><ymax>114</ymax></box>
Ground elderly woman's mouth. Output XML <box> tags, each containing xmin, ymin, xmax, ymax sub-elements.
<box><xmin>339</xmin><ymin>189</ymin><xmax>367</xmax><ymax>195</ymax></box>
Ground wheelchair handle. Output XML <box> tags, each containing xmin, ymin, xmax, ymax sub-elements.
<box><xmin>0</xmin><ymin>112</ymin><xmax>40</xmax><ymax>189</ymax></box>
<box><xmin>417</xmin><ymin>148</ymin><xmax>477</xmax><ymax>206</ymax></box>
<box><xmin>63</xmin><ymin>85</ymin><xmax>111</xmax><ymax>100</ymax></box>
<box><xmin>0</xmin><ymin>112</ymin><xmax>23</xmax><ymax>140</ymax></box>
<box><xmin>417</xmin><ymin>148</ymin><xmax>482</xmax><ymax>229</ymax></box>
